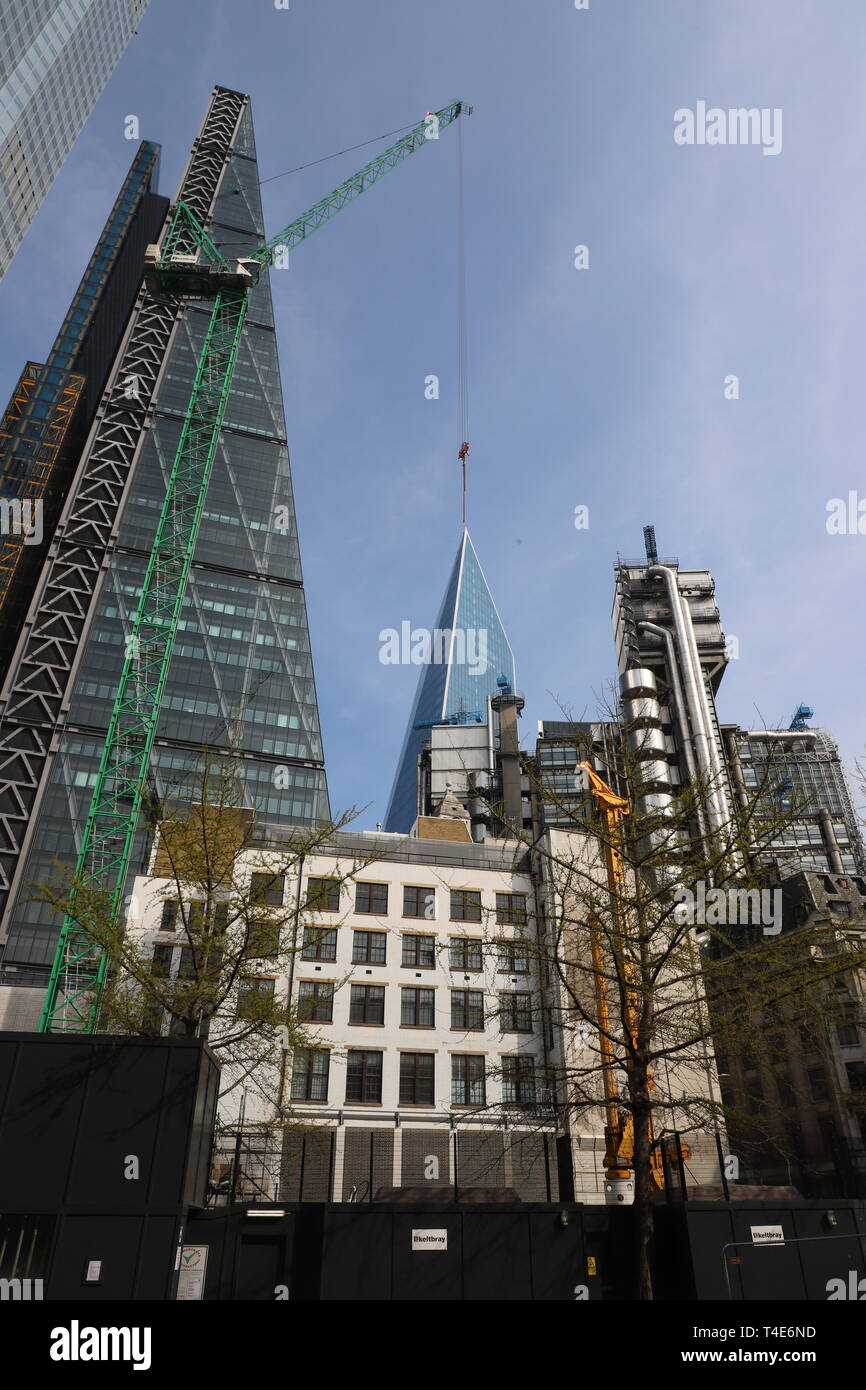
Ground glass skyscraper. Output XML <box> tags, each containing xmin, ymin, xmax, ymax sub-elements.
<box><xmin>0</xmin><ymin>0</ymin><xmax>151</xmax><ymax>276</ymax></box>
<box><xmin>0</xmin><ymin>88</ymin><xmax>328</xmax><ymax>974</ymax></box>
<box><xmin>0</xmin><ymin>140</ymin><xmax>166</xmax><ymax>654</ymax></box>
<box><xmin>384</xmin><ymin>529</ymin><xmax>516</xmax><ymax>833</ymax></box>
<box><xmin>724</xmin><ymin>723</ymin><xmax>866</xmax><ymax>877</ymax></box>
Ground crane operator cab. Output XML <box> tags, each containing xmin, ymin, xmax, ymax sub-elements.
<box><xmin>144</xmin><ymin>244</ymin><xmax>261</xmax><ymax>299</ymax></box>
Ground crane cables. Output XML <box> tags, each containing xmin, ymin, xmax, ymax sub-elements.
<box><xmin>456</xmin><ymin>114</ymin><xmax>470</xmax><ymax>528</ymax></box>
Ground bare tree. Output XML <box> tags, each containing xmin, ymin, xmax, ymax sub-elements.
<box><xmin>34</xmin><ymin>748</ymin><xmax>378</xmax><ymax>1128</ymax></box>
<box><xmin>464</xmin><ymin>707</ymin><xmax>866</xmax><ymax>1299</ymax></box>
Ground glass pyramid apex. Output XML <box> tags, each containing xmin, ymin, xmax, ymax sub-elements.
<box><xmin>384</xmin><ymin>529</ymin><xmax>516</xmax><ymax>832</ymax></box>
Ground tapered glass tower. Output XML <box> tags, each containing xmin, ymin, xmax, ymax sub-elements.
<box><xmin>384</xmin><ymin>529</ymin><xmax>516</xmax><ymax>832</ymax></box>
<box><xmin>0</xmin><ymin>89</ymin><xmax>329</xmax><ymax>974</ymax></box>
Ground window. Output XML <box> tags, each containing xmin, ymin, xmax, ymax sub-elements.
<box><xmin>159</xmin><ymin>900</ymin><xmax>178</xmax><ymax>932</ymax></box>
<box><xmin>349</xmin><ymin>984</ymin><xmax>385</xmax><ymax>1025</ymax></box>
<box><xmin>829</xmin><ymin>900</ymin><xmax>852</xmax><ymax>917</ymax></box>
<box><xmin>290</xmin><ymin>1048</ymin><xmax>330</xmax><ymax>1101</ymax></box>
<box><xmin>245</xmin><ymin>918</ymin><xmax>280</xmax><ymax>960</ymax></box>
<box><xmin>355</xmin><ymin>881</ymin><xmax>388</xmax><ymax>915</ymax></box>
<box><xmin>401</xmin><ymin>987</ymin><xmax>435</xmax><ymax>1028</ymax></box>
<box><xmin>403</xmin><ymin>885</ymin><xmax>435</xmax><ymax>919</ymax></box>
<box><xmin>837</xmin><ymin>1023</ymin><xmax>860</xmax><ymax>1047</ymax></box>
<box><xmin>250</xmin><ymin>872</ymin><xmax>285</xmax><ymax>906</ymax></box>
<box><xmin>450</xmin><ymin>889</ymin><xmax>482</xmax><ymax>923</ymax></box>
<box><xmin>497</xmin><ymin>939</ymin><xmax>530</xmax><ymax>974</ymax></box>
<box><xmin>297</xmin><ymin>980</ymin><xmax>334</xmax><ymax>1023</ymax></box>
<box><xmin>152</xmin><ymin>944</ymin><xmax>173</xmax><ymax>978</ymax></box>
<box><xmin>301</xmin><ymin>926</ymin><xmax>337</xmax><ymax>961</ymax></box>
<box><xmin>808</xmin><ymin>1067</ymin><xmax>830</xmax><ymax>1102</ymax></box>
<box><xmin>452</xmin><ymin>1054</ymin><xmax>485</xmax><ymax>1106</ymax></box>
<box><xmin>306</xmin><ymin>877</ymin><xmax>340</xmax><ymax>912</ymax></box>
<box><xmin>500</xmin><ymin>992</ymin><xmax>533</xmax><ymax>1032</ymax></box>
<box><xmin>451</xmin><ymin>989</ymin><xmax>484</xmax><ymax>1031</ymax></box>
<box><xmin>399</xmin><ymin>1052</ymin><xmax>435</xmax><ymax>1105</ymax></box>
<box><xmin>212</xmin><ymin>902</ymin><xmax>230</xmax><ymax>933</ymax></box>
<box><xmin>496</xmin><ymin>893</ymin><xmax>527</xmax><ymax>927</ymax></box>
<box><xmin>449</xmin><ymin>937</ymin><xmax>483</xmax><ymax>972</ymax></box>
<box><xmin>180</xmin><ymin>901</ymin><xmax>206</xmax><ymax>934</ymax></box>
<box><xmin>846</xmin><ymin>1061</ymin><xmax>866</xmax><ymax>1089</ymax></box>
<box><xmin>177</xmin><ymin>945</ymin><xmax>195</xmax><ymax>978</ymax></box>
<box><xmin>402</xmin><ymin>934</ymin><xmax>435</xmax><ymax>968</ymax></box>
<box><xmin>236</xmin><ymin>976</ymin><xmax>276</xmax><ymax>1019</ymax></box>
<box><xmin>352</xmin><ymin>930</ymin><xmax>387</xmax><ymax>964</ymax></box>
<box><xmin>502</xmin><ymin>1055</ymin><xmax>536</xmax><ymax>1105</ymax></box>
<box><xmin>345</xmin><ymin>1050</ymin><xmax>383</xmax><ymax>1103</ymax></box>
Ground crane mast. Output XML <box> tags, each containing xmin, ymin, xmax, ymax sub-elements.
<box><xmin>39</xmin><ymin>100</ymin><xmax>471</xmax><ymax>1032</ymax></box>
<box><xmin>577</xmin><ymin>761</ymin><xmax>689</xmax><ymax>1200</ymax></box>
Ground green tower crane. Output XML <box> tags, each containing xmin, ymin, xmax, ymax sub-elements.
<box><xmin>39</xmin><ymin>99</ymin><xmax>471</xmax><ymax>1032</ymax></box>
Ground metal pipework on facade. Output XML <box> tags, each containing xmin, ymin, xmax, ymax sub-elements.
<box><xmin>637</xmin><ymin>620</ymin><xmax>709</xmax><ymax>846</ymax></box>
<box><xmin>645</xmin><ymin>566</ymin><xmax>730</xmax><ymax>843</ymax></box>
<box><xmin>619</xmin><ymin>668</ymin><xmax>676</xmax><ymax>878</ymax></box>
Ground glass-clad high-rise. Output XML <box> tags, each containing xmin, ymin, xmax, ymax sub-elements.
<box><xmin>0</xmin><ymin>0</ymin><xmax>151</xmax><ymax>276</ymax></box>
<box><xmin>0</xmin><ymin>88</ymin><xmax>329</xmax><ymax>975</ymax></box>
<box><xmin>0</xmin><ymin>140</ymin><xmax>167</xmax><ymax>655</ymax></box>
<box><xmin>723</xmin><ymin>723</ymin><xmax>866</xmax><ymax>877</ymax></box>
<box><xmin>384</xmin><ymin>529</ymin><xmax>516</xmax><ymax>833</ymax></box>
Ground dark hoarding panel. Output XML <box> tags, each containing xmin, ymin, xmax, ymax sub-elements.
<box><xmin>0</xmin><ymin>1034</ymin><xmax>218</xmax><ymax>1212</ymax></box>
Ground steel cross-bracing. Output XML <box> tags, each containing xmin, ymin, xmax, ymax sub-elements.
<box><xmin>0</xmin><ymin>88</ymin><xmax>247</xmax><ymax>941</ymax></box>
<box><xmin>39</xmin><ymin>98</ymin><xmax>470</xmax><ymax>1030</ymax></box>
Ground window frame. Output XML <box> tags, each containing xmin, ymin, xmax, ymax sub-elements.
<box><xmin>352</xmin><ymin>929</ymin><xmax>387</xmax><ymax>965</ymax></box>
<box><xmin>399</xmin><ymin>1051</ymin><xmax>435</xmax><ymax>1106</ymax></box>
<box><xmin>297</xmin><ymin>979</ymin><xmax>335</xmax><ymax>1023</ymax></box>
<box><xmin>301</xmin><ymin>925</ymin><xmax>338</xmax><ymax>962</ymax></box>
<box><xmin>250</xmin><ymin>871</ymin><xmax>285</xmax><ymax>906</ymax></box>
<box><xmin>236</xmin><ymin>975</ymin><xmax>276</xmax><ymax>1020</ymax></box>
<box><xmin>355</xmin><ymin>880</ymin><xmax>389</xmax><ymax>916</ymax></box>
<box><xmin>401</xmin><ymin>933</ymin><xmax>436</xmax><ymax>969</ymax></box>
<box><xmin>345</xmin><ymin>1049</ymin><xmax>384</xmax><ymax>1104</ymax></box>
<box><xmin>450</xmin><ymin>889</ymin><xmax>482</xmax><ymax>923</ymax></box>
<box><xmin>495</xmin><ymin>892</ymin><xmax>527</xmax><ymax>927</ymax></box>
<box><xmin>502</xmin><ymin>1054</ymin><xmax>536</xmax><ymax>1106</ymax></box>
<box><xmin>496</xmin><ymin>938</ymin><xmax>530</xmax><ymax>974</ymax></box>
<box><xmin>290</xmin><ymin>1048</ymin><xmax>330</xmax><ymax>1102</ymax></box>
<box><xmin>500</xmin><ymin>991</ymin><xmax>534</xmax><ymax>1033</ymax></box>
<box><xmin>349</xmin><ymin>982</ymin><xmax>386</xmax><ymax>1026</ymax></box>
<box><xmin>402</xmin><ymin>884</ymin><xmax>436</xmax><ymax>919</ymax></box>
<box><xmin>451</xmin><ymin>1053</ymin><xmax>486</xmax><ymax>1107</ymax></box>
<box><xmin>400</xmin><ymin>985</ymin><xmax>436</xmax><ymax>1028</ymax></box>
<box><xmin>152</xmin><ymin>943</ymin><xmax>174</xmax><ymax>978</ymax></box>
<box><xmin>159</xmin><ymin>900</ymin><xmax>178</xmax><ymax>933</ymax></box>
<box><xmin>450</xmin><ymin>988</ymin><xmax>485</xmax><ymax>1031</ymax></box>
<box><xmin>305</xmin><ymin>877</ymin><xmax>341</xmax><ymax>912</ymax></box>
<box><xmin>448</xmin><ymin>936</ymin><xmax>483</xmax><ymax>972</ymax></box>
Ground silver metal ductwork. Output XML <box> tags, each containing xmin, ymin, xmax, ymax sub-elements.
<box><xmin>646</xmin><ymin>566</ymin><xmax>732</xmax><ymax>841</ymax></box>
<box><xmin>620</xmin><ymin>667</ymin><xmax>675</xmax><ymax>873</ymax></box>
<box><xmin>638</xmin><ymin>619</ymin><xmax>708</xmax><ymax>844</ymax></box>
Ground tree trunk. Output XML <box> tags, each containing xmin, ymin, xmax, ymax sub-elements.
<box><xmin>631</xmin><ymin>1092</ymin><xmax>655</xmax><ymax>1300</ymax></box>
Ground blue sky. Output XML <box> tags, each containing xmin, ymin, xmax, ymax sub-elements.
<box><xmin>2</xmin><ymin>0</ymin><xmax>865</xmax><ymax>829</ymax></box>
